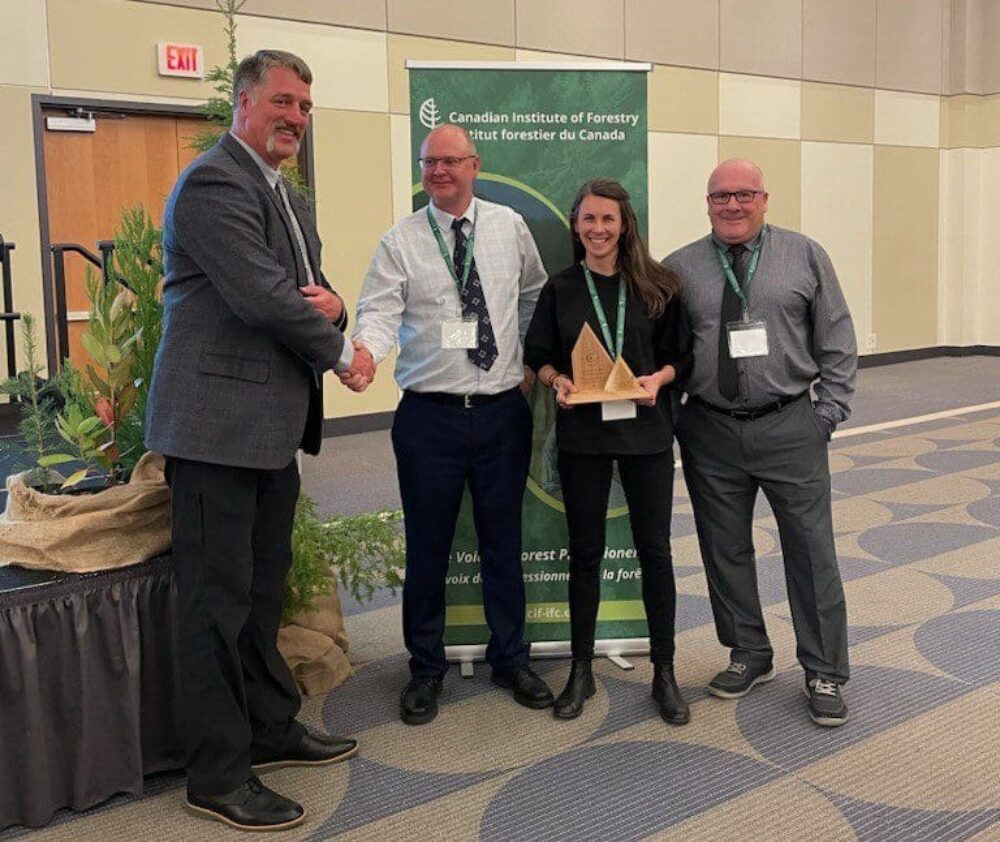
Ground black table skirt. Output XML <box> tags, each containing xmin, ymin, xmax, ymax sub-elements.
<box><xmin>0</xmin><ymin>555</ymin><xmax>182</xmax><ymax>830</ymax></box>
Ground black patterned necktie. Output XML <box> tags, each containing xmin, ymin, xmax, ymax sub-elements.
<box><xmin>452</xmin><ymin>217</ymin><xmax>498</xmax><ymax>371</ymax></box>
<box><xmin>717</xmin><ymin>244</ymin><xmax>746</xmax><ymax>401</ymax></box>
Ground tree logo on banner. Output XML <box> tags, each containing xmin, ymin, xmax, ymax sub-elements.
<box><xmin>418</xmin><ymin>97</ymin><xmax>441</xmax><ymax>130</ymax></box>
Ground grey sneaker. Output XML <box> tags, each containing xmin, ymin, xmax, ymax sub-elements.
<box><xmin>707</xmin><ymin>654</ymin><xmax>776</xmax><ymax>699</ymax></box>
<box><xmin>804</xmin><ymin>678</ymin><xmax>848</xmax><ymax>727</ymax></box>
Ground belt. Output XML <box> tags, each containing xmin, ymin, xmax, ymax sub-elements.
<box><xmin>405</xmin><ymin>386</ymin><xmax>519</xmax><ymax>409</ymax></box>
<box><xmin>689</xmin><ymin>391</ymin><xmax>808</xmax><ymax>421</ymax></box>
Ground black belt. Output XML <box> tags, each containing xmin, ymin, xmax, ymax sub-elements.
<box><xmin>405</xmin><ymin>386</ymin><xmax>519</xmax><ymax>409</ymax></box>
<box><xmin>689</xmin><ymin>391</ymin><xmax>808</xmax><ymax>421</ymax></box>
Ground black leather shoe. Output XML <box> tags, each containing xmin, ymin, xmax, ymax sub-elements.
<box><xmin>491</xmin><ymin>665</ymin><xmax>554</xmax><ymax>709</ymax></box>
<box><xmin>652</xmin><ymin>663</ymin><xmax>691</xmax><ymax>725</ymax></box>
<box><xmin>186</xmin><ymin>776</ymin><xmax>305</xmax><ymax>831</ymax></box>
<box><xmin>554</xmin><ymin>660</ymin><xmax>596</xmax><ymax>719</ymax></box>
<box><xmin>252</xmin><ymin>728</ymin><xmax>358</xmax><ymax>771</ymax></box>
<box><xmin>400</xmin><ymin>676</ymin><xmax>443</xmax><ymax>725</ymax></box>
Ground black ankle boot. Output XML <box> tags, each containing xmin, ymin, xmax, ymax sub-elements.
<box><xmin>652</xmin><ymin>663</ymin><xmax>690</xmax><ymax>725</ymax></box>
<box><xmin>554</xmin><ymin>660</ymin><xmax>596</xmax><ymax>719</ymax></box>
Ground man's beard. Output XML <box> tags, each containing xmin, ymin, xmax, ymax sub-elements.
<box><xmin>266</xmin><ymin>130</ymin><xmax>301</xmax><ymax>159</ymax></box>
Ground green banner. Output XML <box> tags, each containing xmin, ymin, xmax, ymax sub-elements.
<box><xmin>407</xmin><ymin>63</ymin><xmax>650</xmax><ymax>650</ymax></box>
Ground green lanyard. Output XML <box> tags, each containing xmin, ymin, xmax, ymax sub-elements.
<box><xmin>582</xmin><ymin>263</ymin><xmax>626</xmax><ymax>360</ymax></box>
<box><xmin>714</xmin><ymin>225</ymin><xmax>767</xmax><ymax>315</ymax></box>
<box><xmin>427</xmin><ymin>205</ymin><xmax>477</xmax><ymax>293</ymax></box>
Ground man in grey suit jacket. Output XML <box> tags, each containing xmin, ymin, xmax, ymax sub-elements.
<box><xmin>146</xmin><ymin>50</ymin><xmax>372</xmax><ymax>832</ymax></box>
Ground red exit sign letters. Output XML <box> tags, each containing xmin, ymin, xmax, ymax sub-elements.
<box><xmin>157</xmin><ymin>42</ymin><xmax>204</xmax><ymax>78</ymax></box>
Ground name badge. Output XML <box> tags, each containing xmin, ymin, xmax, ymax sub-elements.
<box><xmin>442</xmin><ymin>318</ymin><xmax>478</xmax><ymax>349</ymax></box>
<box><xmin>727</xmin><ymin>320</ymin><xmax>768</xmax><ymax>358</ymax></box>
<box><xmin>602</xmin><ymin>400</ymin><xmax>638</xmax><ymax>422</ymax></box>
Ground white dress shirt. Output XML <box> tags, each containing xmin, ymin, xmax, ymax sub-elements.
<box><xmin>354</xmin><ymin>197</ymin><xmax>547</xmax><ymax>394</ymax></box>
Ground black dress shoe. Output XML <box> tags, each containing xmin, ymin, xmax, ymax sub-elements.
<box><xmin>186</xmin><ymin>776</ymin><xmax>305</xmax><ymax>831</ymax></box>
<box><xmin>400</xmin><ymin>676</ymin><xmax>443</xmax><ymax>725</ymax></box>
<box><xmin>492</xmin><ymin>665</ymin><xmax>554</xmax><ymax>709</ymax></box>
<box><xmin>554</xmin><ymin>660</ymin><xmax>596</xmax><ymax>720</ymax></box>
<box><xmin>652</xmin><ymin>663</ymin><xmax>691</xmax><ymax>725</ymax></box>
<box><xmin>252</xmin><ymin>728</ymin><xmax>358</xmax><ymax>771</ymax></box>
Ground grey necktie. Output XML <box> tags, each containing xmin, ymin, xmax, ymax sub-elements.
<box><xmin>276</xmin><ymin>177</ymin><xmax>316</xmax><ymax>286</ymax></box>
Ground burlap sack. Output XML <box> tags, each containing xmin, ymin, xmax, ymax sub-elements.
<box><xmin>278</xmin><ymin>587</ymin><xmax>353</xmax><ymax>697</ymax></box>
<box><xmin>0</xmin><ymin>451</ymin><xmax>171</xmax><ymax>572</ymax></box>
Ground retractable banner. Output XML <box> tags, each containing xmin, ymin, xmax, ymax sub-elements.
<box><xmin>407</xmin><ymin>61</ymin><xmax>651</xmax><ymax>660</ymax></box>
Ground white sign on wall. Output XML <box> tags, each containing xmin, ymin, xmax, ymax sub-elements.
<box><xmin>156</xmin><ymin>42</ymin><xmax>204</xmax><ymax>78</ymax></box>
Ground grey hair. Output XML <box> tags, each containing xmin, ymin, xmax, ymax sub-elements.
<box><xmin>232</xmin><ymin>50</ymin><xmax>312</xmax><ymax>109</ymax></box>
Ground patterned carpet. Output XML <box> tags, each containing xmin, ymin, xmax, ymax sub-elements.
<box><xmin>5</xmin><ymin>407</ymin><xmax>999</xmax><ymax>841</ymax></box>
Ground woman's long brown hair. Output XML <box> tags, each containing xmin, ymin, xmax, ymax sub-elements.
<box><xmin>569</xmin><ymin>178</ymin><xmax>680</xmax><ymax>317</ymax></box>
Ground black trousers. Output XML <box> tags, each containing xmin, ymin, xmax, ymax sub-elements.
<box><xmin>165</xmin><ymin>457</ymin><xmax>305</xmax><ymax>796</ymax></box>
<box><xmin>557</xmin><ymin>449</ymin><xmax>678</xmax><ymax>664</ymax></box>
<box><xmin>676</xmin><ymin>396</ymin><xmax>849</xmax><ymax>683</ymax></box>
<box><xmin>392</xmin><ymin>389</ymin><xmax>532</xmax><ymax>678</ymax></box>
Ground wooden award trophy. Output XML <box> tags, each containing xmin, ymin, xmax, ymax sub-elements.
<box><xmin>565</xmin><ymin>323</ymin><xmax>648</xmax><ymax>405</ymax></box>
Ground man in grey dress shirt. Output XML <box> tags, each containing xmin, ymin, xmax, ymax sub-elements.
<box><xmin>349</xmin><ymin>124</ymin><xmax>553</xmax><ymax>725</ymax></box>
<box><xmin>663</xmin><ymin>158</ymin><xmax>857</xmax><ymax>727</ymax></box>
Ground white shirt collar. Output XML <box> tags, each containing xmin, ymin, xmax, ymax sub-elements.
<box><xmin>229</xmin><ymin>131</ymin><xmax>281</xmax><ymax>189</ymax></box>
<box><xmin>429</xmin><ymin>196</ymin><xmax>477</xmax><ymax>230</ymax></box>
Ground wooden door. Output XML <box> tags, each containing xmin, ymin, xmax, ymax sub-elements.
<box><xmin>42</xmin><ymin>110</ymin><xmax>210</xmax><ymax>366</ymax></box>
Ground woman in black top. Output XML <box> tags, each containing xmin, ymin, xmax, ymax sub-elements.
<box><xmin>523</xmin><ymin>178</ymin><xmax>688</xmax><ymax>724</ymax></box>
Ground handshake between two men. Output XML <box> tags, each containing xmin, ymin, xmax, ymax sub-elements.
<box><xmin>299</xmin><ymin>282</ymin><xmax>376</xmax><ymax>392</ymax></box>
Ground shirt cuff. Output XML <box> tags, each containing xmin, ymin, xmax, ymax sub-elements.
<box><xmin>333</xmin><ymin>337</ymin><xmax>354</xmax><ymax>374</ymax></box>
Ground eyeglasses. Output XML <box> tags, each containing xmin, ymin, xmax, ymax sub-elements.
<box><xmin>418</xmin><ymin>155</ymin><xmax>477</xmax><ymax>170</ymax></box>
<box><xmin>708</xmin><ymin>190</ymin><xmax>765</xmax><ymax>205</ymax></box>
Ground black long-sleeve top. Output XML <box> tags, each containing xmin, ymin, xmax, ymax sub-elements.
<box><xmin>523</xmin><ymin>263</ymin><xmax>685</xmax><ymax>455</ymax></box>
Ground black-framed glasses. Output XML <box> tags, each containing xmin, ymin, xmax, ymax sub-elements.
<box><xmin>418</xmin><ymin>155</ymin><xmax>477</xmax><ymax>170</ymax></box>
<box><xmin>708</xmin><ymin>190</ymin><xmax>765</xmax><ymax>205</ymax></box>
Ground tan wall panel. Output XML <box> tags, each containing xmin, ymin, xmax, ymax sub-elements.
<box><xmin>624</xmin><ymin>0</ymin><xmax>719</xmax><ymax>70</ymax></box>
<box><xmin>0</xmin><ymin>0</ymin><xmax>50</xmax><ymax>87</ymax></box>
<box><xmin>648</xmin><ymin>66</ymin><xmax>718</xmax><ymax>135</ymax></box>
<box><xmin>802</xmin><ymin>0</ymin><xmax>876</xmax><ymax>87</ymax></box>
<box><xmin>0</xmin><ymin>86</ymin><xmax>47</xmax><ymax>374</ymax></box>
<box><xmin>945</xmin><ymin>95</ymin><xmax>982</xmax><ymax>149</ymax></box>
<box><xmin>875</xmin><ymin>0</ymin><xmax>945</xmax><ymax>94</ymax></box>
<box><xmin>983</xmin><ymin>0</ymin><xmax>1000</xmax><ymax>94</ymax></box>
<box><xmin>719</xmin><ymin>0</ymin><xmax>801</xmax><ymax>79</ymax></box>
<box><xmin>872</xmin><ymin>146</ymin><xmax>939</xmax><ymax>351</ymax></box>
<box><xmin>978</xmin><ymin>149</ymin><xmax>1000</xmax><ymax>343</ymax></box>
<box><xmin>719</xmin><ymin>74</ymin><xmax>800</xmax><ymax>140</ymax></box>
<box><xmin>937</xmin><ymin>149</ymin><xmax>981</xmax><ymax>346</ymax></box>
<box><xmin>801</xmin><ymin>83</ymin><xmax>874</xmax><ymax>144</ymax></box>
<box><xmin>717</xmin><ymin>137</ymin><xmax>800</xmax><ymax>231</ymax></box>
<box><xmin>648</xmin><ymin>132</ymin><xmax>718</xmax><ymax>258</ymax></box>
<box><xmin>390</xmin><ymin>114</ymin><xmax>414</xmax><ymax>223</ymax></box>
<box><xmin>982</xmin><ymin>95</ymin><xmax>1000</xmax><ymax>147</ymax></box>
<box><xmin>129</xmin><ymin>0</ymin><xmax>387</xmax><ymax>30</ymax></box>
<box><xmin>515</xmin><ymin>0</ymin><xmax>625</xmax><ymax>59</ymax></box>
<box><xmin>312</xmin><ymin>109</ymin><xmax>396</xmax><ymax>418</ymax></box>
<box><xmin>387</xmin><ymin>35</ymin><xmax>515</xmax><ymax>115</ymax></box>
<box><xmin>388</xmin><ymin>0</ymin><xmax>515</xmax><ymax>46</ymax></box>
<box><xmin>48</xmin><ymin>0</ymin><xmax>228</xmax><ymax>98</ymax></box>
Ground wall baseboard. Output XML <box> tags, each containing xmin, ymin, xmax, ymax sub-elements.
<box><xmin>859</xmin><ymin>345</ymin><xmax>1000</xmax><ymax>368</ymax></box>
<box><xmin>322</xmin><ymin>411</ymin><xmax>395</xmax><ymax>437</ymax></box>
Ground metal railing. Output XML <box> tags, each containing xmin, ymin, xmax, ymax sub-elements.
<box><xmin>0</xmin><ymin>235</ymin><xmax>22</xmax><ymax>379</ymax></box>
<box><xmin>49</xmin><ymin>240</ymin><xmax>115</xmax><ymax>365</ymax></box>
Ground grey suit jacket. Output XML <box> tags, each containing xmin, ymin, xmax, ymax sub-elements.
<box><xmin>145</xmin><ymin>133</ymin><xmax>347</xmax><ymax>469</ymax></box>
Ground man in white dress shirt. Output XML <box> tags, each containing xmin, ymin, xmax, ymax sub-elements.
<box><xmin>350</xmin><ymin>124</ymin><xmax>551</xmax><ymax>725</ymax></box>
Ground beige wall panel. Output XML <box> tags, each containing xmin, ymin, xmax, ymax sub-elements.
<box><xmin>515</xmin><ymin>0</ymin><xmax>625</xmax><ymax>60</ymax></box>
<box><xmin>802</xmin><ymin>0</ymin><xmax>876</xmax><ymax>87</ymax></box>
<box><xmin>872</xmin><ymin>146</ymin><xmax>939</xmax><ymax>351</ymax></box>
<box><xmin>130</xmin><ymin>0</ymin><xmax>387</xmax><ymax>30</ymax></box>
<box><xmin>313</xmin><ymin>109</ymin><xmax>397</xmax><ymax>418</ymax></box>
<box><xmin>719</xmin><ymin>74</ymin><xmax>800</xmax><ymax>140</ymax></box>
<box><xmin>648</xmin><ymin>66</ymin><xmax>718</xmax><ymax>135</ymax></box>
<box><xmin>983</xmin><ymin>0</ymin><xmax>1000</xmax><ymax>94</ymax></box>
<box><xmin>801</xmin><ymin>142</ymin><xmax>874</xmax><ymax>349</ymax></box>
<box><xmin>874</xmin><ymin>90</ymin><xmax>941</xmax><ymax>148</ymax></box>
<box><xmin>0</xmin><ymin>0</ymin><xmax>50</xmax><ymax>87</ymax></box>
<box><xmin>48</xmin><ymin>0</ymin><xmax>228</xmax><ymax>97</ymax></box>
<box><xmin>717</xmin><ymin>136</ymin><xmax>801</xmax><ymax>231</ymax></box>
<box><xmin>388</xmin><ymin>0</ymin><xmax>515</xmax><ymax>46</ymax></box>
<box><xmin>514</xmin><ymin>50</ymin><xmax>619</xmax><ymax>64</ymax></box>
<box><xmin>978</xmin><ymin>149</ymin><xmax>1000</xmax><ymax>343</ymax></box>
<box><xmin>945</xmin><ymin>95</ymin><xmax>982</xmax><ymax>148</ymax></box>
<box><xmin>875</xmin><ymin>0</ymin><xmax>945</xmax><ymax>94</ymax></box>
<box><xmin>944</xmin><ymin>0</ymin><xmax>982</xmax><ymax>95</ymax></box>
<box><xmin>801</xmin><ymin>83</ymin><xmax>873</xmax><ymax>144</ymax></box>
<box><xmin>0</xmin><ymin>86</ymin><xmax>47</xmax><ymax>374</ymax></box>
<box><xmin>648</xmin><ymin>132</ymin><xmax>718</xmax><ymax>258</ymax></box>
<box><xmin>387</xmin><ymin>35</ymin><xmax>515</xmax><ymax>115</ymax></box>
<box><xmin>390</xmin><ymin>114</ymin><xmax>414</xmax><ymax>223</ymax></box>
<box><xmin>237</xmin><ymin>16</ymin><xmax>387</xmax><ymax>113</ymax></box>
<box><xmin>624</xmin><ymin>0</ymin><xmax>719</xmax><ymax>70</ymax></box>
<box><xmin>982</xmin><ymin>95</ymin><xmax>1000</xmax><ymax>147</ymax></box>
<box><xmin>719</xmin><ymin>0</ymin><xmax>801</xmax><ymax>79</ymax></box>
<box><xmin>936</xmin><ymin>149</ymin><xmax>981</xmax><ymax>345</ymax></box>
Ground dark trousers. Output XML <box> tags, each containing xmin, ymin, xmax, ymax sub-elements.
<box><xmin>676</xmin><ymin>396</ymin><xmax>849</xmax><ymax>683</ymax></box>
<box><xmin>165</xmin><ymin>457</ymin><xmax>305</xmax><ymax>796</ymax></box>
<box><xmin>392</xmin><ymin>389</ymin><xmax>532</xmax><ymax>678</ymax></box>
<box><xmin>557</xmin><ymin>450</ymin><xmax>678</xmax><ymax>664</ymax></box>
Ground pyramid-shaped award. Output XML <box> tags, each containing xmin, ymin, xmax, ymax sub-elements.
<box><xmin>566</xmin><ymin>323</ymin><xmax>649</xmax><ymax>405</ymax></box>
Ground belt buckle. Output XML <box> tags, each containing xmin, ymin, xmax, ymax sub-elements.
<box><xmin>463</xmin><ymin>394</ymin><xmax>472</xmax><ymax>409</ymax></box>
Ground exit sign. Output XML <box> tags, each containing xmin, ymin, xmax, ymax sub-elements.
<box><xmin>157</xmin><ymin>42</ymin><xmax>204</xmax><ymax>78</ymax></box>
